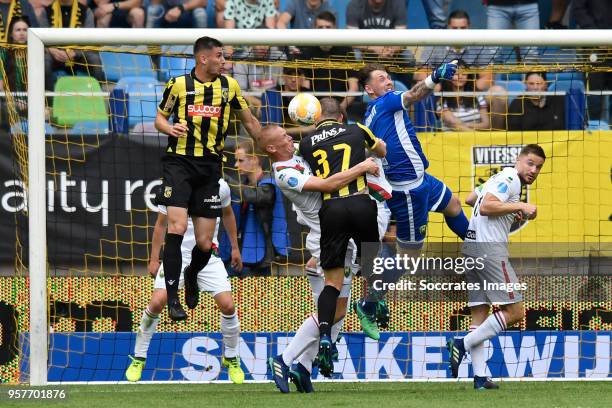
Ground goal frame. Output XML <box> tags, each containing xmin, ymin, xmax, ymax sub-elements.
<box><xmin>26</xmin><ymin>28</ymin><xmax>612</xmax><ymax>385</ymax></box>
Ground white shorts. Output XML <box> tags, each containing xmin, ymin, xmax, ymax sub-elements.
<box><xmin>465</xmin><ymin>256</ymin><xmax>523</xmax><ymax>307</ymax></box>
<box><xmin>307</xmin><ymin>271</ymin><xmax>352</xmax><ymax>303</ymax></box>
<box><xmin>154</xmin><ymin>255</ymin><xmax>231</xmax><ymax>297</ymax></box>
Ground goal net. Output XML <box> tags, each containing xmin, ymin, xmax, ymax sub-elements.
<box><xmin>1</xmin><ymin>29</ymin><xmax>611</xmax><ymax>384</ymax></box>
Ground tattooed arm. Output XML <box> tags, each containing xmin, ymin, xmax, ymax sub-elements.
<box><xmin>402</xmin><ymin>80</ymin><xmax>434</xmax><ymax>107</ymax></box>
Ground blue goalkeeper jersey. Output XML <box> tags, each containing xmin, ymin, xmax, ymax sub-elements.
<box><xmin>364</xmin><ymin>91</ymin><xmax>429</xmax><ymax>184</ymax></box>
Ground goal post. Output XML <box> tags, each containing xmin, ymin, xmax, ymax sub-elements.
<box><xmin>24</xmin><ymin>28</ymin><xmax>612</xmax><ymax>386</ymax></box>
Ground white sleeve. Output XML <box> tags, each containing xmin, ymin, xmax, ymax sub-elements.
<box><xmin>219</xmin><ymin>179</ymin><xmax>232</xmax><ymax>208</ymax></box>
<box><xmin>157</xmin><ymin>204</ymin><xmax>168</xmax><ymax>215</ymax></box>
<box><xmin>487</xmin><ymin>172</ymin><xmax>519</xmax><ymax>203</ymax></box>
<box><xmin>275</xmin><ymin>167</ymin><xmax>310</xmax><ymax>193</ymax></box>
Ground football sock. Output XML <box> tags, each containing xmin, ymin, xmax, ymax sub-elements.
<box><xmin>134</xmin><ymin>307</ymin><xmax>160</xmax><ymax>359</ymax></box>
<box><xmin>469</xmin><ymin>325</ymin><xmax>487</xmax><ymax>377</ymax></box>
<box><xmin>283</xmin><ymin>314</ymin><xmax>318</xmax><ymax>367</ymax></box>
<box><xmin>220</xmin><ymin>312</ymin><xmax>240</xmax><ymax>358</ymax></box>
<box><xmin>317</xmin><ymin>285</ymin><xmax>340</xmax><ymax>338</ymax></box>
<box><xmin>163</xmin><ymin>233</ymin><xmax>183</xmax><ymax>301</ymax></box>
<box><xmin>189</xmin><ymin>245</ymin><xmax>212</xmax><ymax>272</ymax></box>
<box><xmin>444</xmin><ymin>212</ymin><xmax>469</xmax><ymax>240</ymax></box>
<box><xmin>464</xmin><ymin>311</ymin><xmax>506</xmax><ymax>351</ymax></box>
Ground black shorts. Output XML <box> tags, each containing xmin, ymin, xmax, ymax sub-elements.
<box><xmin>319</xmin><ymin>194</ymin><xmax>379</xmax><ymax>270</ymax></box>
<box><xmin>157</xmin><ymin>154</ymin><xmax>222</xmax><ymax>218</ymax></box>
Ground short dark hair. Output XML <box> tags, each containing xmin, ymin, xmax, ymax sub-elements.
<box><xmin>448</xmin><ymin>10</ymin><xmax>470</xmax><ymax>25</ymax></box>
<box><xmin>525</xmin><ymin>71</ymin><xmax>547</xmax><ymax>82</ymax></box>
<box><xmin>316</xmin><ymin>11</ymin><xmax>336</xmax><ymax>26</ymax></box>
<box><xmin>358</xmin><ymin>63</ymin><xmax>387</xmax><ymax>88</ymax></box>
<box><xmin>320</xmin><ymin>97</ymin><xmax>342</xmax><ymax>120</ymax></box>
<box><xmin>520</xmin><ymin>144</ymin><xmax>546</xmax><ymax>160</ymax></box>
<box><xmin>194</xmin><ymin>36</ymin><xmax>223</xmax><ymax>55</ymax></box>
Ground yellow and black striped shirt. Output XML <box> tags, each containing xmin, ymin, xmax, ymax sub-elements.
<box><xmin>299</xmin><ymin>120</ymin><xmax>379</xmax><ymax>200</ymax></box>
<box><xmin>158</xmin><ymin>68</ymin><xmax>249</xmax><ymax>158</ymax></box>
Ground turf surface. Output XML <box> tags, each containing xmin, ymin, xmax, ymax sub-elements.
<box><xmin>2</xmin><ymin>381</ymin><xmax>611</xmax><ymax>408</ymax></box>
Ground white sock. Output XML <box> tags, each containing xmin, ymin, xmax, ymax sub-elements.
<box><xmin>296</xmin><ymin>317</ymin><xmax>344</xmax><ymax>373</ymax></box>
<box><xmin>282</xmin><ymin>315</ymin><xmax>318</xmax><ymax>367</ymax></box>
<box><xmin>468</xmin><ymin>325</ymin><xmax>487</xmax><ymax>377</ymax></box>
<box><xmin>331</xmin><ymin>317</ymin><xmax>344</xmax><ymax>342</ymax></box>
<box><xmin>221</xmin><ymin>312</ymin><xmax>240</xmax><ymax>358</ymax></box>
<box><xmin>464</xmin><ymin>311</ymin><xmax>506</xmax><ymax>351</ymax></box>
<box><xmin>134</xmin><ymin>307</ymin><xmax>159</xmax><ymax>359</ymax></box>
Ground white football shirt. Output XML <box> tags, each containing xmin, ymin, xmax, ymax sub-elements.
<box><xmin>464</xmin><ymin>167</ymin><xmax>522</xmax><ymax>255</ymax></box>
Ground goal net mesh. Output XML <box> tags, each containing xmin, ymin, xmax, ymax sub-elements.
<box><xmin>1</xmin><ymin>40</ymin><xmax>611</xmax><ymax>383</ymax></box>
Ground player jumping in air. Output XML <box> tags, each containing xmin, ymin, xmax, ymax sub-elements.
<box><xmin>298</xmin><ymin>98</ymin><xmax>387</xmax><ymax>377</ymax></box>
<box><xmin>447</xmin><ymin>144</ymin><xmax>546</xmax><ymax>389</ymax></box>
<box><xmin>353</xmin><ymin>61</ymin><xmax>470</xmax><ymax>339</ymax></box>
<box><xmin>258</xmin><ymin>123</ymin><xmax>390</xmax><ymax>392</ymax></box>
<box><xmin>125</xmin><ymin>179</ymin><xmax>245</xmax><ymax>384</ymax></box>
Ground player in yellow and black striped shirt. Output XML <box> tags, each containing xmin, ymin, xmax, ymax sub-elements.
<box><xmin>298</xmin><ymin>98</ymin><xmax>386</xmax><ymax>375</ymax></box>
<box><xmin>154</xmin><ymin>36</ymin><xmax>261</xmax><ymax>322</ymax></box>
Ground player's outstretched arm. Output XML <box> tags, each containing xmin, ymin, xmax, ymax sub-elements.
<box><xmin>236</xmin><ymin>108</ymin><xmax>263</xmax><ymax>143</ymax></box>
<box><xmin>148</xmin><ymin>212</ymin><xmax>167</xmax><ymax>277</ymax></box>
<box><xmin>480</xmin><ymin>193</ymin><xmax>536</xmax><ymax>219</ymax></box>
<box><xmin>221</xmin><ymin>205</ymin><xmax>243</xmax><ymax>272</ymax></box>
<box><xmin>402</xmin><ymin>60</ymin><xmax>458</xmax><ymax>107</ymax></box>
<box><xmin>302</xmin><ymin>157</ymin><xmax>379</xmax><ymax>193</ymax></box>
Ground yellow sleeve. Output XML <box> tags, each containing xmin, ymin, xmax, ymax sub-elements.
<box><xmin>356</xmin><ymin>122</ymin><xmax>378</xmax><ymax>149</ymax></box>
<box><xmin>158</xmin><ymin>77</ymin><xmax>180</xmax><ymax>117</ymax></box>
<box><xmin>228</xmin><ymin>76</ymin><xmax>249</xmax><ymax>111</ymax></box>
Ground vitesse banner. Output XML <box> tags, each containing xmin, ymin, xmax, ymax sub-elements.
<box><xmin>419</xmin><ymin>131</ymin><xmax>612</xmax><ymax>243</ymax></box>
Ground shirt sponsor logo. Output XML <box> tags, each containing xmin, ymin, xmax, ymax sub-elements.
<box><xmin>310</xmin><ymin>127</ymin><xmax>346</xmax><ymax>145</ymax></box>
<box><xmin>188</xmin><ymin>105</ymin><xmax>222</xmax><ymax>117</ymax></box>
<box><xmin>466</xmin><ymin>229</ymin><xmax>476</xmax><ymax>240</ymax></box>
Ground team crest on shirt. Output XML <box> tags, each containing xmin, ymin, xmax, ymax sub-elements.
<box><xmin>471</xmin><ymin>145</ymin><xmax>529</xmax><ymax>234</ymax></box>
<box><xmin>164</xmin><ymin>186</ymin><xmax>172</xmax><ymax>198</ymax></box>
<box><xmin>221</xmin><ymin>88</ymin><xmax>229</xmax><ymax>103</ymax></box>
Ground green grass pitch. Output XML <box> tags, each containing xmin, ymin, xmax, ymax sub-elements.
<box><xmin>3</xmin><ymin>382</ymin><xmax>611</xmax><ymax>408</ymax></box>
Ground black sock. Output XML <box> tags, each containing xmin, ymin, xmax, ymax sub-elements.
<box><xmin>163</xmin><ymin>233</ymin><xmax>183</xmax><ymax>302</ymax></box>
<box><xmin>317</xmin><ymin>285</ymin><xmax>340</xmax><ymax>338</ymax></box>
<box><xmin>189</xmin><ymin>245</ymin><xmax>212</xmax><ymax>272</ymax></box>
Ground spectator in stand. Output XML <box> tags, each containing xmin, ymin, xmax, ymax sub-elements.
<box><xmin>0</xmin><ymin>15</ymin><xmax>29</xmax><ymax>125</ymax></box>
<box><xmin>574</xmin><ymin>0</ymin><xmax>612</xmax><ymax>123</ymax></box>
<box><xmin>146</xmin><ymin>0</ymin><xmax>206</xmax><ymax>29</ymax></box>
<box><xmin>0</xmin><ymin>0</ymin><xmax>39</xmax><ymax>42</ymax></box>
<box><xmin>546</xmin><ymin>0</ymin><xmax>569</xmax><ymax>29</ymax></box>
<box><xmin>261</xmin><ymin>66</ymin><xmax>311</xmax><ymax>138</ymax></box>
<box><xmin>224</xmin><ymin>0</ymin><xmax>276</xmax><ymax>29</ymax></box>
<box><xmin>38</xmin><ymin>0</ymin><xmax>106</xmax><ymax>90</ymax></box>
<box><xmin>419</xmin><ymin>10</ymin><xmax>495</xmax><ymax>68</ymax></box>
<box><xmin>233</xmin><ymin>45</ymin><xmax>286</xmax><ymax>119</ymax></box>
<box><xmin>485</xmin><ymin>0</ymin><xmax>540</xmax><ymax>62</ymax></box>
<box><xmin>220</xmin><ymin>140</ymin><xmax>289</xmax><ymax>277</ymax></box>
<box><xmin>437</xmin><ymin>61</ymin><xmax>490</xmax><ymax>131</ymax></box>
<box><xmin>276</xmin><ymin>0</ymin><xmax>330</xmax><ymax>29</ymax></box>
<box><xmin>90</xmin><ymin>0</ymin><xmax>144</xmax><ymax>28</ymax></box>
<box><xmin>299</xmin><ymin>11</ymin><xmax>362</xmax><ymax>119</ymax></box>
<box><xmin>507</xmin><ymin>72</ymin><xmax>565</xmax><ymax>131</ymax></box>
<box><xmin>346</xmin><ymin>0</ymin><xmax>414</xmax><ymax>85</ymax></box>
<box><xmin>422</xmin><ymin>0</ymin><xmax>448</xmax><ymax>29</ymax></box>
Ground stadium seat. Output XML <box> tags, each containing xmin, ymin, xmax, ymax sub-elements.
<box><xmin>100</xmin><ymin>52</ymin><xmax>156</xmax><ymax>83</ymax></box>
<box><xmin>548</xmin><ymin>79</ymin><xmax>585</xmax><ymax>93</ymax></box>
<box><xmin>51</xmin><ymin>76</ymin><xmax>108</xmax><ymax>127</ymax></box>
<box><xmin>69</xmin><ymin>121</ymin><xmax>110</xmax><ymax>135</ymax></box>
<box><xmin>159</xmin><ymin>54</ymin><xmax>195</xmax><ymax>82</ymax></box>
<box><xmin>496</xmin><ymin>80</ymin><xmax>525</xmax><ymax>104</ymax></box>
<box><xmin>115</xmin><ymin>76</ymin><xmax>163</xmax><ymax>128</ymax></box>
<box><xmin>587</xmin><ymin>119</ymin><xmax>609</xmax><ymax>130</ymax></box>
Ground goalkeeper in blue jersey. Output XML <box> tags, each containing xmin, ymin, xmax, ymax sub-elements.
<box><xmin>353</xmin><ymin>61</ymin><xmax>470</xmax><ymax>339</ymax></box>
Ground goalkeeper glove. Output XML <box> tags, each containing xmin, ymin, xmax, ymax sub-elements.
<box><xmin>425</xmin><ymin>60</ymin><xmax>458</xmax><ymax>89</ymax></box>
